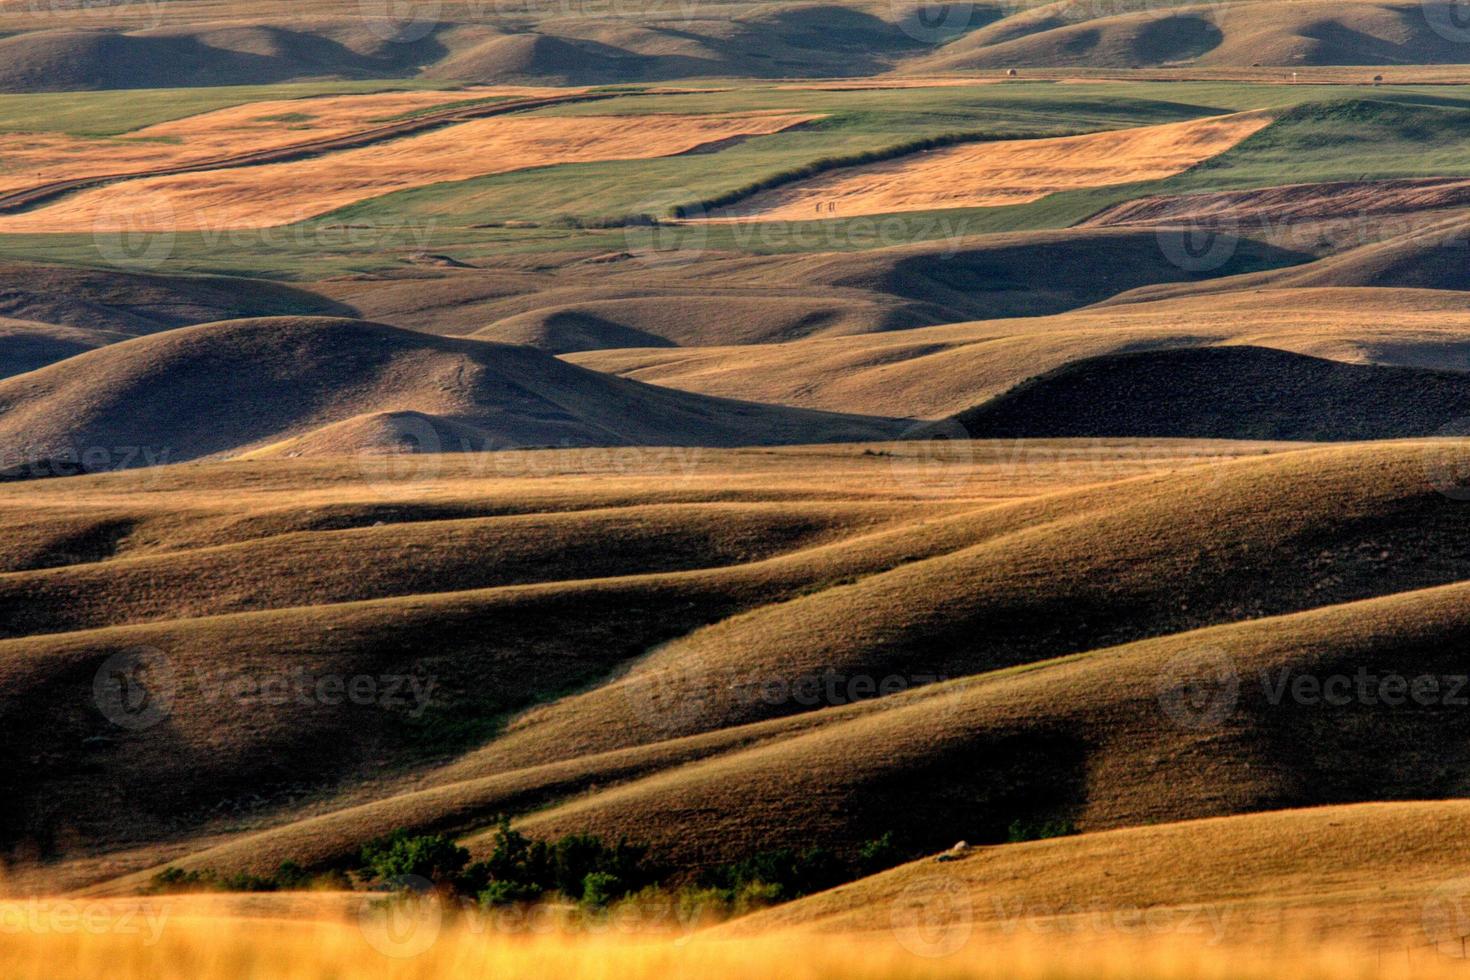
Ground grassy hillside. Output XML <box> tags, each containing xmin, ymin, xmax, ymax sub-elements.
<box><xmin>0</xmin><ymin>316</ymin><xmax>902</xmax><ymax>468</ymax></box>
<box><xmin>747</xmin><ymin>799</ymin><xmax>1470</xmax><ymax>945</ymax></box>
<box><xmin>22</xmin><ymin>440</ymin><xmax>1470</xmax><ymax>897</ymax></box>
<box><xmin>1</xmin><ymin>439</ymin><xmax>1287</xmax><ymax>883</ymax></box>
<box><xmin>567</xmin><ymin>287</ymin><xmax>1470</xmax><ymax>417</ymax></box>
<box><xmin>950</xmin><ymin>345</ymin><xmax>1470</xmax><ymax>440</ymax></box>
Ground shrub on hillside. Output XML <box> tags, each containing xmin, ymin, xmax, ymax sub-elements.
<box><xmin>359</xmin><ymin>829</ymin><xmax>471</xmax><ymax>887</ymax></box>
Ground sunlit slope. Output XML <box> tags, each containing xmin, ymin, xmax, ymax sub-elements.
<box><xmin>57</xmin><ymin>440</ymin><xmax>1470</xmax><ymax>889</ymax></box>
<box><xmin>506</xmin><ymin>578</ymin><xmax>1470</xmax><ymax>867</ymax></box>
<box><xmin>568</xmin><ymin>288</ymin><xmax>1470</xmax><ymax>418</ymax></box>
<box><xmin>0</xmin><ymin>316</ymin><xmax>902</xmax><ymax>467</ymax></box>
<box><xmin>744</xmin><ymin>799</ymin><xmax>1470</xmax><ymax>944</ymax></box>
<box><xmin>919</xmin><ymin>2</ymin><xmax>1470</xmax><ymax>70</ymax></box>
<box><xmin>0</xmin><ymin>441</ymin><xmax>1293</xmax><ymax>889</ymax></box>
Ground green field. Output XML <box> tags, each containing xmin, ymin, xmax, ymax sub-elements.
<box><xmin>5</xmin><ymin>80</ymin><xmax>1470</xmax><ymax>276</ymax></box>
<box><xmin>0</xmin><ymin>80</ymin><xmax>453</xmax><ymax>136</ymax></box>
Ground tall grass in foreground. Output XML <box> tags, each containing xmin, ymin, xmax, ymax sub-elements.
<box><xmin>2</xmin><ymin>903</ymin><xmax>1470</xmax><ymax>980</ymax></box>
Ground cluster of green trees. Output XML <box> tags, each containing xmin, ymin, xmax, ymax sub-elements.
<box><xmin>150</xmin><ymin>822</ymin><xmax>907</xmax><ymax>914</ymax></box>
<box><xmin>149</xmin><ymin>861</ymin><xmax>348</xmax><ymax>894</ymax></box>
<box><xmin>1006</xmin><ymin>819</ymin><xmax>1077</xmax><ymax>843</ymax></box>
<box><xmin>359</xmin><ymin>819</ymin><xmax>660</xmax><ymax>908</ymax></box>
<box><xmin>357</xmin><ymin>823</ymin><xmax>905</xmax><ymax>912</ymax></box>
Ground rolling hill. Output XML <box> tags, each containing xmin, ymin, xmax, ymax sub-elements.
<box><xmin>0</xmin><ymin>316</ymin><xmax>901</xmax><ymax>469</ymax></box>
<box><xmin>11</xmin><ymin>6</ymin><xmax>1470</xmax><ymax>969</ymax></box>
<box><xmin>917</xmin><ymin>2</ymin><xmax>1470</xmax><ymax>71</ymax></box>
<box><xmin>18</xmin><ymin>439</ymin><xmax>1470</xmax><ymax>895</ymax></box>
<box><xmin>567</xmin><ymin>287</ymin><xmax>1470</xmax><ymax>418</ymax></box>
<box><xmin>743</xmin><ymin>799</ymin><xmax>1470</xmax><ymax>946</ymax></box>
<box><xmin>5</xmin><ymin>1</ymin><xmax>1470</xmax><ymax>93</ymax></box>
<box><xmin>947</xmin><ymin>345</ymin><xmax>1470</xmax><ymax>440</ymax></box>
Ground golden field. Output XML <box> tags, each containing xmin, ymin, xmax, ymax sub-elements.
<box><xmin>12</xmin><ymin>4</ymin><xmax>1470</xmax><ymax>978</ymax></box>
<box><xmin>3</xmin><ymin>906</ymin><xmax>1470</xmax><ymax>980</ymax></box>
<box><xmin>711</xmin><ymin>112</ymin><xmax>1272</xmax><ymax>220</ymax></box>
<box><xmin>0</xmin><ymin>111</ymin><xmax>819</xmax><ymax>232</ymax></box>
<box><xmin>0</xmin><ymin>87</ymin><xmax>560</xmax><ymax>196</ymax></box>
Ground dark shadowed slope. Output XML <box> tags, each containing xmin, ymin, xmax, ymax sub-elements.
<box><xmin>949</xmin><ymin>345</ymin><xmax>1470</xmax><ymax>441</ymax></box>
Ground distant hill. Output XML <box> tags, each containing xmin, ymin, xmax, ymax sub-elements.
<box><xmin>0</xmin><ymin>316</ymin><xmax>902</xmax><ymax>468</ymax></box>
<box><xmin>6</xmin><ymin>1</ymin><xmax>1470</xmax><ymax>90</ymax></box>
<box><xmin>948</xmin><ymin>345</ymin><xmax>1470</xmax><ymax>440</ymax></box>
<box><xmin>918</xmin><ymin>2</ymin><xmax>1470</xmax><ymax>71</ymax></box>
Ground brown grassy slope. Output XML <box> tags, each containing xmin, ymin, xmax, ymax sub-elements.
<box><xmin>0</xmin><ymin>318</ymin><xmax>124</xmax><ymax>380</ymax></box>
<box><xmin>124</xmin><ymin>550</ymin><xmax>1470</xmax><ymax>883</ymax></box>
<box><xmin>470</xmin><ymin>229</ymin><xmax>1303</xmax><ymax>351</ymax></box>
<box><xmin>0</xmin><ymin>316</ymin><xmax>902</xmax><ymax>467</ymax></box>
<box><xmin>949</xmin><ymin>345</ymin><xmax>1470</xmax><ymax>440</ymax></box>
<box><xmin>1107</xmin><ymin>212</ymin><xmax>1470</xmax><ymax>311</ymax></box>
<box><xmin>5</xmin><ymin>1</ymin><xmax>1470</xmax><ymax>92</ymax></box>
<box><xmin>5</xmin><ymin>439</ymin><xmax>1167</xmax><ymax>574</ymax></box>
<box><xmin>917</xmin><ymin>2</ymin><xmax>1470</xmax><ymax>71</ymax></box>
<box><xmin>0</xmin><ymin>5</ymin><xmax>934</xmax><ymax>91</ymax></box>
<box><xmin>0</xmin><ymin>501</ymin><xmax>932</xmax><ymax>637</ymax></box>
<box><xmin>318</xmin><ymin>268</ymin><xmax>935</xmax><ymax>349</ymax></box>
<box><xmin>567</xmin><ymin>287</ymin><xmax>1470</xmax><ymax>417</ymax></box>
<box><xmin>504</xmin><ymin>573</ymin><xmax>1470</xmax><ymax>869</ymax></box>
<box><xmin>474</xmin><ymin>295</ymin><xmax>935</xmax><ymax>352</ymax></box>
<box><xmin>307</xmin><ymin>228</ymin><xmax>1305</xmax><ymax>353</ymax></box>
<box><xmin>1084</xmin><ymin>177</ymin><xmax>1470</xmax><ymax>229</ymax></box>
<box><xmin>445</xmin><ymin>441</ymin><xmax>1470</xmax><ymax>780</ymax></box>
<box><xmin>0</xmin><ymin>262</ymin><xmax>349</xmax><ymax>337</ymax></box>
<box><xmin>0</xmin><ymin>440</ymin><xmax>1286</xmax><ymax>886</ymax></box>
<box><xmin>742</xmin><ymin>799</ymin><xmax>1470</xmax><ymax>945</ymax></box>
<box><xmin>0</xmin><ymin>19</ymin><xmax>467</xmax><ymax>91</ymax></box>
<box><xmin>422</xmin><ymin>34</ymin><xmax>652</xmax><ymax>86</ymax></box>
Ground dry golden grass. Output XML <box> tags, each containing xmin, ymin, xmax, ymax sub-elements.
<box><xmin>60</xmin><ymin>439</ymin><xmax>1470</xmax><ymax>896</ymax></box>
<box><xmin>746</xmin><ymin>800</ymin><xmax>1470</xmax><ymax>947</ymax></box>
<box><xmin>0</xmin><ymin>112</ymin><xmax>818</xmax><ymax>232</ymax></box>
<box><xmin>0</xmin><ymin>87</ymin><xmax>562</xmax><ymax>195</ymax></box>
<box><xmin>1</xmin><ymin>900</ymin><xmax>1468</xmax><ymax>980</ymax></box>
<box><xmin>0</xmin><ymin>316</ymin><xmax>900</xmax><ymax>465</ymax></box>
<box><xmin>0</xmin><ymin>440</ymin><xmax>1299</xmax><ymax>892</ymax></box>
<box><xmin>711</xmin><ymin>113</ymin><xmax>1271</xmax><ymax>220</ymax></box>
<box><xmin>569</xmin><ymin>287</ymin><xmax>1470</xmax><ymax>417</ymax></box>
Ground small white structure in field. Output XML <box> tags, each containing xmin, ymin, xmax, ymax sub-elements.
<box><xmin>934</xmin><ymin>841</ymin><xmax>973</xmax><ymax>863</ymax></box>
